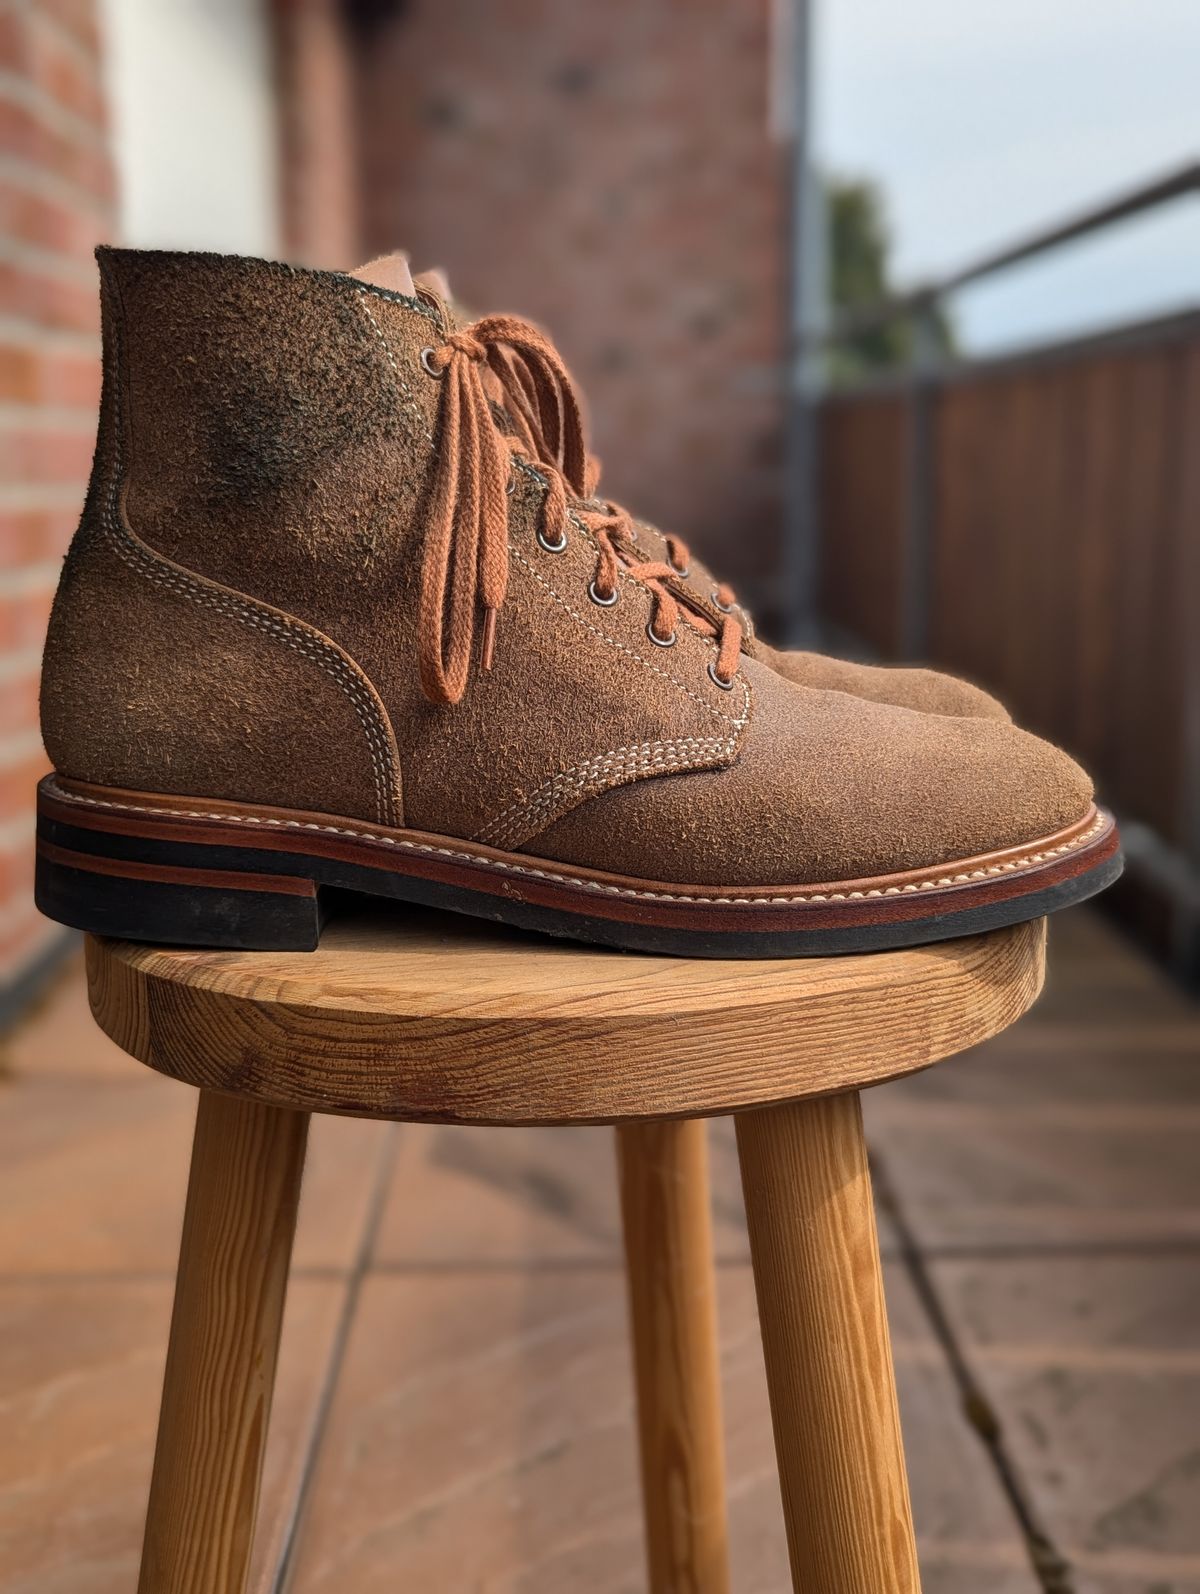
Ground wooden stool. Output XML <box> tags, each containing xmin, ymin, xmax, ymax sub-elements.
<box><xmin>86</xmin><ymin>907</ymin><xmax>1047</xmax><ymax>1594</ymax></box>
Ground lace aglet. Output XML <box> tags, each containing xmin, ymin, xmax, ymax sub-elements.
<box><xmin>481</xmin><ymin>607</ymin><xmax>498</xmax><ymax>672</ymax></box>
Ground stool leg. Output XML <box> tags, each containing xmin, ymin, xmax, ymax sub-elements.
<box><xmin>617</xmin><ymin>1118</ymin><xmax>730</xmax><ymax>1594</ymax></box>
<box><xmin>138</xmin><ymin>1089</ymin><xmax>310</xmax><ymax>1594</ymax></box>
<box><xmin>735</xmin><ymin>1093</ymin><xmax>920</xmax><ymax>1594</ymax></box>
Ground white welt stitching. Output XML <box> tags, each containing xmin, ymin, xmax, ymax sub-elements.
<box><xmin>45</xmin><ymin>781</ymin><xmax>1107</xmax><ymax>908</ymax></box>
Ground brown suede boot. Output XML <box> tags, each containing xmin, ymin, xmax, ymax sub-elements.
<box><xmin>37</xmin><ymin>249</ymin><xmax>1118</xmax><ymax>957</ymax></box>
<box><xmin>412</xmin><ymin>270</ymin><xmax>1008</xmax><ymax>722</ymax></box>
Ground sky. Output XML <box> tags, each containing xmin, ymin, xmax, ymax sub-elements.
<box><xmin>814</xmin><ymin>0</ymin><xmax>1200</xmax><ymax>351</ymax></box>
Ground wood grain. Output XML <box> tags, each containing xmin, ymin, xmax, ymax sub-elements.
<box><xmin>618</xmin><ymin>1119</ymin><xmax>730</xmax><ymax>1594</ymax></box>
<box><xmin>138</xmin><ymin>1090</ymin><xmax>310</xmax><ymax>1594</ymax></box>
<box><xmin>85</xmin><ymin>911</ymin><xmax>1047</xmax><ymax>1124</ymax></box>
<box><xmin>736</xmin><ymin>1093</ymin><xmax>921</xmax><ymax>1594</ymax></box>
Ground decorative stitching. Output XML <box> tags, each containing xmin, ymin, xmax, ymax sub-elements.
<box><xmin>476</xmin><ymin>734</ymin><xmax>733</xmax><ymax>849</ymax></box>
<box><xmin>109</xmin><ymin>250</ymin><xmax>442</xmax><ymax>326</ymax></box>
<box><xmin>355</xmin><ymin>290</ymin><xmax>438</xmax><ymax>450</ymax></box>
<box><xmin>97</xmin><ymin>258</ymin><xmax>402</xmax><ymax>827</ymax></box>
<box><xmin>510</xmin><ymin>548</ymin><xmax>750</xmax><ymax>731</ymax></box>
<box><xmin>343</xmin><ymin>320</ymin><xmax>751</xmax><ymax>840</ymax></box>
<box><xmin>350</xmin><ymin>309</ymin><xmax>751</xmax><ymax>840</ymax></box>
<box><xmin>514</xmin><ymin>455</ymin><xmax>751</xmax><ymax>719</ymax></box>
<box><xmin>45</xmin><ymin>780</ymin><xmax>1107</xmax><ymax>909</ymax></box>
<box><xmin>491</xmin><ymin>545</ymin><xmax>752</xmax><ymax>845</ymax></box>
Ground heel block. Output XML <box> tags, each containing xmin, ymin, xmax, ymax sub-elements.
<box><xmin>35</xmin><ymin>830</ymin><xmax>325</xmax><ymax>951</ymax></box>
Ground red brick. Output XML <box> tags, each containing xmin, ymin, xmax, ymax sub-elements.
<box><xmin>0</xmin><ymin>179</ymin><xmax>104</xmax><ymax>261</ymax></box>
<box><xmin>0</xmin><ymin>505</ymin><xmax>82</xmax><ymax>569</ymax></box>
<box><xmin>0</xmin><ymin>97</ymin><xmax>114</xmax><ymax>204</ymax></box>
<box><xmin>35</xmin><ymin>27</ymin><xmax>107</xmax><ymax>130</ymax></box>
<box><xmin>0</xmin><ymin>8</ymin><xmax>106</xmax><ymax>129</ymax></box>
<box><xmin>0</xmin><ymin>9</ymin><xmax>29</xmax><ymax>75</ymax></box>
<box><xmin>0</xmin><ymin>342</ymin><xmax>100</xmax><ymax>407</ymax></box>
<box><xmin>0</xmin><ymin>259</ymin><xmax>99</xmax><ymax>336</ymax></box>
<box><xmin>0</xmin><ymin>667</ymin><xmax>42</xmax><ymax>740</ymax></box>
<box><xmin>0</xmin><ymin>425</ymin><xmax>95</xmax><ymax>486</ymax></box>
<box><xmin>0</xmin><ymin>0</ymin><xmax>110</xmax><ymax>990</ymax></box>
<box><xmin>35</xmin><ymin>0</ymin><xmax>105</xmax><ymax>63</ymax></box>
<box><xmin>0</xmin><ymin>580</ymin><xmax>57</xmax><ymax>653</ymax></box>
<box><xmin>354</xmin><ymin>0</ymin><xmax>786</xmax><ymax>612</ymax></box>
<box><xmin>0</xmin><ymin>748</ymin><xmax>52</xmax><ymax>825</ymax></box>
<box><xmin>272</xmin><ymin>0</ymin><xmax>361</xmax><ymax>266</ymax></box>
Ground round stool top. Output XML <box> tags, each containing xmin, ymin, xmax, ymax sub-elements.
<box><xmin>86</xmin><ymin>907</ymin><xmax>1046</xmax><ymax>1124</ymax></box>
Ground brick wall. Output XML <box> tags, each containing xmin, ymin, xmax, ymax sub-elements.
<box><xmin>272</xmin><ymin>0</ymin><xmax>362</xmax><ymax>268</ymax></box>
<box><xmin>0</xmin><ymin>0</ymin><xmax>114</xmax><ymax>998</ymax></box>
<box><xmin>0</xmin><ymin>0</ymin><xmax>790</xmax><ymax>1002</ymax></box>
<box><xmin>353</xmin><ymin>0</ymin><xmax>789</xmax><ymax>621</ymax></box>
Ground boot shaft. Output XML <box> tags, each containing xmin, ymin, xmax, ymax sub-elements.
<box><xmin>42</xmin><ymin>248</ymin><xmax>750</xmax><ymax>839</ymax></box>
<box><xmin>93</xmin><ymin>247</ymin><xmax>444</xmax><ymax>615</ymax></box>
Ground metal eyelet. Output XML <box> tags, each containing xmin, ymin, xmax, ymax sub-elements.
<box><xmin>588</xmin><ymin>580</ymin><xmax>619</xmax><ymax>607</ymax></box>
<box><xmin>711</xmin><ymin>589</ymin><xmax>733</xmax><ymax>613</ymax></box>
<box><xmin>419</xmin><ymin>347</ymin><xmax>443</xmax><ymax>378</ymax></box>
<box><xmin>537</xmin><ymin>523</ymin><xmax>568</xmax><ymax>553</ymax></box>
<box><xmin>672</xmin><ymin>563</ymin><xmax>691</xmax><ymax>579</ymax></box>
<box><xmin>707</xmin><ymin>660</ymin><xmax>735</xmax><ymax>690</ymax></box>
<box><xmin>506</xmin><ymin>472</ymin><xmax>517</xmax><ymax>495</ymax></box>
<box><xmin>646</xmin><ymin>622</ymin><xmax>677</xmax><ymax>648</ymax></box>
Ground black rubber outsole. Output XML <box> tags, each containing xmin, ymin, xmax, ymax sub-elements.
<box><xmin>36</xmin><ymin>804</ymin><xmax>1124</xmax><ymax>959</ymax></box>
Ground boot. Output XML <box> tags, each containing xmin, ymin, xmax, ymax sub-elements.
<box><xmin>411</xmin><ymin>267</ymin><xmax>1008</xmax><ymax>721</ymax></box>
<box><xmin>37</xmin><ymin>248</ymin><xmax>1118</xmax><ymax>956</ymax></box>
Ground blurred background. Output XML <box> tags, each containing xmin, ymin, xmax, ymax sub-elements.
<box><xmin>1</xmin><ymin>3</ymin><xmax>1197</xmax><ymax>1591</ymax></box>
<box><xmin>2</xmin><ymin>0</ymin><xmax>1197</xmax><ymax>1012</ymax></box>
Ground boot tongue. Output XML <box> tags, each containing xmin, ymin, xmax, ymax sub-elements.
<box><xmin>413</xmin><ymin>266</ymin><xmax>451</xmax><ymax>300</ymax></box>
<box><xmin>349</xmin><ymin>252</ymin><xmax>416</xmax><ymax>297</ymax></box>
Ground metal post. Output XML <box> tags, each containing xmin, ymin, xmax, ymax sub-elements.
<box><xmin>775</xmin><ymin>0</ymin><xmax>824</xmax><ymax>646</ymax></box>
<box><xmin>900</xmin><ymin>296</ymin><xmax>941</xmax><ymax>660</ymax></box>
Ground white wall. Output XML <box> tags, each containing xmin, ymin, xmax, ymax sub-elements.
<box><xmin>100</xmin><ymin>0</ymin><xmax>281</xmax><ymax>255</ymax></box>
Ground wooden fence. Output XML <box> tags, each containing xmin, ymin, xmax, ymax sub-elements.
<box><xmin>815</xmin><ymin>313</ymin><xmax>1200</xmax><ymax>978</ymax></box>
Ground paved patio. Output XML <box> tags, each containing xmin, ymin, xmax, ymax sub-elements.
<box><xmin>1</xmin><ymin>906</ymin><xmax>1197</xmax><ymax>1593</ymax></box>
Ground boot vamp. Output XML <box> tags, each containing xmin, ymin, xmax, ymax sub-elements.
<box><xmin>524</xmin><ymin>658</ymin><xmax>1092</xmax><ymax>887</ymax></box>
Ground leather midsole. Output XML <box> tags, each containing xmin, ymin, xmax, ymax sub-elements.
<box><xmin>39</xmin><ymin>775</ymin><xmax>1117</xmax><ymax>933</ymax></box>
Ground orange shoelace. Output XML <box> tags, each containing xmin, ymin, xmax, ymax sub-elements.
<box><xmin>581</xmin><ymin>453</ymin><xmax>739</xmax><ymax>614</ymax></box>
<box><xmin>419</xmin><ymin>316</ymin><xmax>742</xmax><ymax>704</ymax></box>
<box><xmin>492</xmin><ymin>344</ymin><xmax>740</xmax><ymax>616</ymax></box>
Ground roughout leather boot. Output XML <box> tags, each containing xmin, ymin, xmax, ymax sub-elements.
<box><xmin>37</xmin><ymin>249</ymin><xmax>1119</xmax><ymax>957</ymax></box>
<box><xmin>412</xmin><ymin>268</ymin><xmax>1009</xmax><ymax>722</ymax></box>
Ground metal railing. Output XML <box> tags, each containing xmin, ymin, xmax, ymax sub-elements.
<box><xmin>793</xmin><ymin>159</ymin><xmax>1200</xmax><ymax>979</ymax></box>
<box><xmin>813</xmin><ymin>158</ymin><xmax>1199</xmax><ymax>359</ymax></box>
<box><xmin>791</xmin><ymin>158</ymin><xmax>1200</xmax><ymax>647</ymax></box>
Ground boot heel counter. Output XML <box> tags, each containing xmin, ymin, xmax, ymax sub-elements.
<box><xmin>39</xmin><ymin>499</ymin><xmax>401</xmax><ymax>826</ymax></box>
<box><xmin>40</xmin><ymin>252</ymin><xmax>402</xmax><ymax>827</ymax></box>
<box><xmin>40</xmin><ymin>246</ymin><xmax>122</xmax><ymax>784</ymax></box>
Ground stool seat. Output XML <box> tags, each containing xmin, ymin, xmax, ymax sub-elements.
<box><xmin>86</xmin><ymin>906</ymin><xmax>1046</xmax><ymax>1123</ymax></box>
